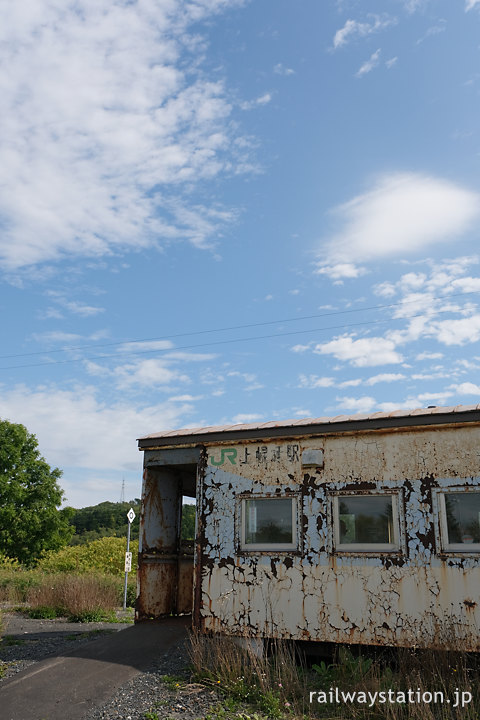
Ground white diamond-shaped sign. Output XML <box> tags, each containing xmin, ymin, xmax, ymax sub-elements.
<box><xmin>127</xmin><ymin>508</ymin><xmax>136</xmax><ymax>523</ymax></box>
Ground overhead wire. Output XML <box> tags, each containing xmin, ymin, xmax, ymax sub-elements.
<box><xmin>1</xmin><ymin>288</ymin><xmax>478</xmax><ymax>371</ymax></box>
<box><xmin>0</xmin><ymin>287</ymin><xmax>479</xmax><ymax>366</ymax></box>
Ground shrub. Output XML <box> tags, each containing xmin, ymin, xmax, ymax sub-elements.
<box><xmin>38</xmin><ymin>536</ymin><xmax>138</xmax><ymax>575</ymax></box>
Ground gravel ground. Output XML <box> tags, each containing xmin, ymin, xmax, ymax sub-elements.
<box><xmin>0</xmin><ymin>611</ymin><xmax>132</xmax><ymax>680</ymax></box>
<box><xmin>83</xmin><ymin>641</ymin><xmax>221</xmax><ymax>720</ymax></box>
<box><xmin>0</xmin><ymin>612</ymin><xmax>223</xmax><ymax>720</ymax></box>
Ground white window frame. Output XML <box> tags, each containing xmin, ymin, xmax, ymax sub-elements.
<box><xmin>332</xmin><ymin>492</ymin><xmax>401</xmax><ymax>553</ymax></box>
<box><xmin>240</xmin><ymin>495</ymin><xmax>298</xmax><ymax>552</ymax></box>
<box><xmin>438</xmin><ymin>489</ymin><xmax>480</xmax><ymax>553</ymax></box>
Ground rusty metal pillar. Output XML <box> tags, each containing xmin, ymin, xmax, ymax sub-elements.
<box><xmin>136</xmin><ymin>466</ymin><xmax>181</xmax><ymax>620</ymax></box>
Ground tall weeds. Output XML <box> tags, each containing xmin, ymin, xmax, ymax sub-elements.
<box><xmin>189</xmin><ymin>629</ymin><xmax>306</xmax><ymax>716</ymax></box>
<box><xmin>26</xmin><ymin>573</ymin><xmax>120</xmax><ymax>620</ymax></box>
<box><xmin>189</xmin><ymin>630</ymin><xmax>480</xmax><ymax>719</ymax></box>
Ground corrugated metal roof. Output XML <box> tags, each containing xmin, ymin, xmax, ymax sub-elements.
<box><xmin>138</xmin><ymin>404</ymin><xmax>480</xmax><ymax>448</ymax></box>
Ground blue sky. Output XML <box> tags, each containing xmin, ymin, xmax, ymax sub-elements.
<box><xmin>1</xmin><ymin>0</ymin><xmax>480</xmax><ymax>507</ymax></box>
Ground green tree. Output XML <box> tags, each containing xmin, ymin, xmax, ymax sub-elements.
<box><xmin>181</xmin><ymin>503</ymin><xmax>196</xmax><ymax>541</ymax></box>
<box><xmin>0</xmin><ymin>419</ymin><xmax>73</xmax><ymax>564</ymax></box>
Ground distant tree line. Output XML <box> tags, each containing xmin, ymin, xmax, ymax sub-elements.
<box><xmin>70</xmin><ymin>500</ymin><xmax>196</xmax><ymax>544</ymax></box>
<box><xmin>69</xmin><ymin>500</ymin><xmax>141</xmax><ymax>544</ymax></box>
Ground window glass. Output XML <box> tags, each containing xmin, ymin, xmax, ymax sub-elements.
<box><xmin>243</xmin><ymin>498</ymin><xmax>294</xmax><ymax>546</ymax></box>
<box><xmin>337</xmin><ymin>495</ymin><xmax>395</xmax><ymax>546</ymax></box>
<box><xmin>444</xmin><ymin>492</ymin><xmax>480</xmax><ymax>545</ymax></box>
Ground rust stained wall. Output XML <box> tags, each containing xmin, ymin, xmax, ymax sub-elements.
<box><xmin>137</xmin><ymin>466</ymin><xmax>181</xmax><ymax>620</ymax></box>
<box><xmin>198</xmin><ymin>424</ymin><xmax>480</xmax><ymax>649</ymax></box>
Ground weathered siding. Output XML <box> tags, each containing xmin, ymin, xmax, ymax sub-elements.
<box><xmin>197</xmin><ymin>424</ymin><xmax>480</xmax><ymax>648</ymax></box>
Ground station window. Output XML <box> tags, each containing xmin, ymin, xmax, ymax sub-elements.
<box><xmin>439</xmin><ymin>491</ymin><xmax>480</xmax><ymax>551</ymax></box>
<box><xmin>332</xmin><ymin>493</ymin><xmax>400</xmax><ymax>552</ymax></box>
<box><xmin>240</xmin><ymin>496</ymin><xmax>297</xmax><ymax>551</ymax></box>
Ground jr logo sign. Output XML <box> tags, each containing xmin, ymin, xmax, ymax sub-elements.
<box><xmin>210</xmin><ymin>448</ymin><xmax>237</xmax><ymax>466</ymax></box>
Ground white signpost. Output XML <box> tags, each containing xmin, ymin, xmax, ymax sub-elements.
<box><xmin>123</xmin><ymin>508</ymin><xmax>135</xmax><ymax>611</ymax></box>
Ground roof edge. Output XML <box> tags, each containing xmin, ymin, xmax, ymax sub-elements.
<box><xmin>137</xmin><ymin>405</ymin><xmax>480</xmax><ymax>450</ymax></box>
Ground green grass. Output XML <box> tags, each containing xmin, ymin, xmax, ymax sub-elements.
<box><xmin>28</xmin><ymin>606</ymin><xmax>58</xmax><ymax>619</ymax></box>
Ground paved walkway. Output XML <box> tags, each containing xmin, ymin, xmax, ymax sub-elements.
<box><xmin>0</xmin><ymin>617</ymin><xmax>190</xmax><ymax>720</ymax></box>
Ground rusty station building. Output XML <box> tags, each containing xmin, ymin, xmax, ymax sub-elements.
<box><xmin>136</xmin><ymin>405</ymin><xmax>480</xmax><ymax>649</ymax></box>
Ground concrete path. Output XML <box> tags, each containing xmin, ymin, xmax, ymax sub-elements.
<box><xmin>0</xmin><ymin>617</ymin><xmax>190</xmax><ymax>720</ymax></box>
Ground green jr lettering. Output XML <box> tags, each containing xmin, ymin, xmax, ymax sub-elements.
<box><xmin>210</xmin><ymin>448</ymin><xmax>237</xmax><ymax>466</ymax></box>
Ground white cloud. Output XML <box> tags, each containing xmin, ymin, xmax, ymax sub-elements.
<box><xmin>44</xmin><ymin>291</ymin><xmax>105</xmax><ymax>317</ymax></box>
<box><xmin>411</xmin><ymin>372</ymin><xmax>449</xmax><ymax>380</ymax></box>
<box><xmin>319</xmin><ymin>173</ymin><xmax>480</xmax><ymax>269</ymax></box>
<box><xmin>120</xmin><ymin>340</ymin><xmax>175</xmax><ymax>353</ymax></box>
<box><xmin>163</xmin><ymin>351</ymin><xmax>217</xmax><ymax>362</ymax></box>
<box><xmin>356</xmin><ymin>49</ymin><xmax>382</xmax><ymax>78</ymax></box>
<box><xmin>416</xmin><ymin>391</ymin><xmax>454</xmax><ymax>404</ymax></box>
<box><xmin>293</xmin><ymin>408</ymin><xmax>311</xmax><ymax>417</ymax></box>
<box><xmin>168</xmin><ymin>394</ymin><xmax>204</xmax><ymax>402</ymax></box>
<box><xmin>63</xmin><ymin>301</ymin><xmax>105</xmax><ymax>317</ymax></box>
<box><xmin>433</xmin><ymin>314</ymin><xmax>480</xmax><ymax>345</ymax></box>
<box><xmin>333</xmin><ymin>16</ymin><xmax>396</xmax><ymax>49</ymax></box>
<box><xmin>32</xmin><ymin>331</ymin><xmax>84</xmax><ymax>345</ymax></box>
<box><xmin>416</xmin><ymin>21</ymin><xmax>446</xmax><ymax>45</ymax></box>
<box><xmin>231</xmin><ymin>413</ymin><xmax>264</xmax><ymax>424</ymax></box>
<box><xmin>298</xmin><ymin>374</ymin><xmax>335</xmax><ymax>389</ymax></box>
<box><xmin>452</xmin><ymin>382</ymin><xmax>480</xmax><ymax>395</ymax></box>
<box><xmin>85</xmin><ymin>352</ymin><xmax>196</xmax><ymax>389</ymax></box>
<box><xmin>339</xmin><ymin>378</ymin><xmax>363</xmax><ymax>388</ymax></box>
<box><xmin>466</xmin><ymin>0</ymin><xmax>480</xmax><ymax>11</ymax></box>
<box><xmin>0</xmin><ymin>383</ymin><xmax>193</xmax><ymax>471</ymax></box>
<box><xmin>111</xmin><ymin>358</ymin><xmax>191</xmax><ymax>389</ymax></box>
<box><xmin>0</xmin><ymin>0</ymin><xmax>251</xmax><ymax>270</ymax></box>
<box><xmin>273</xmin><ymin>63</ymin><xmax>295</xmax><ymax>76</ymax></box>
<box><xmin>314</xmin><ymin>263</ymin><xmax>366</xmax><ymax>280</ymax></box>
<box><xmin>416</xmin><ymin>351</ymin><xmax>444</xmax><ymax>360</ymax></box>
<box><xmin>451</xmin><ymin>276</ymin><xmax>480</xmax><ymax>293</ymax></box>
<box><xmin>314</xmin><ymin>335</ymin><xmax>403</xmax><ymax>367</ymax></box>
<box><xmin>403</xmin><ymin>0</ymin><xmax>427</xmax><ymax>12</ymax></box>
<box><xmin>365</xmin><ymin>373</ymin><xmax>406</xmax><ymax>385</ymax></box>
<box><xmin>226</xmin><ymin>370</ymin><xmax>263</xmax><ymax>391</ymax></box>
<box><xmin>240</xmin><ymin>93</ymin><xmax>272</xmax><ymax>110</ymax></box>
<box><xmin>335</xmin><ymin>395</ymin><xmax>377</xmax><ymax>413</ymax></box>
<box><xmin>299</xmin><ymin>374</ymin><xmax>366</xmax><ymax>390</ymax></box>
<box><xmin>391</xmin><ymin>291</ymin><xmax>436</xmax><ymax>319</ymax></box>
<box><xmin>386</xmin><ymin>57</ymin><xmax>398</xmax><ymax>69</ymax></box>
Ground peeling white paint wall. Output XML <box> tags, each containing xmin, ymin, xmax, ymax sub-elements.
<box><xmin>198</xmin><ymin>426</ymin><xmax>480</xmax><ymax>649</ymax></box>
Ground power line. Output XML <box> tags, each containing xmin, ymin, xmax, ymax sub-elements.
<box><xmin>1</xmin><ymin>288</ymin><xmax>479</xmax><ymax>362</ymax></box>
<box><xmin>0</xmin><ymin>301</ymin><xmax>475</xmax><ymax>371</ymax></box>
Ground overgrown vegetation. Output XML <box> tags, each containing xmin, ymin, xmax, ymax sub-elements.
<box><xmin>189</xmin><ymin>631</ymin><xmax>480</xmax><ymax>719</ymax></box>
<box><xmin>26</xmin><ymin>573</ymin><xmax>121</xmax><ymax>622</ymax></box>
<box><xmin>0</xmin><ymin>539</ymin><xmax>136</xmax><ymax>621</ymax></box>
<box><xmin>38</xmin><ymin>536</ymin><xmax>139</xmax><ymax>574</ymax></box>
<box><xmin>0</xmin><ymin>495</ymin><xmax>195</xmax><ymax>624</ymax></box>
